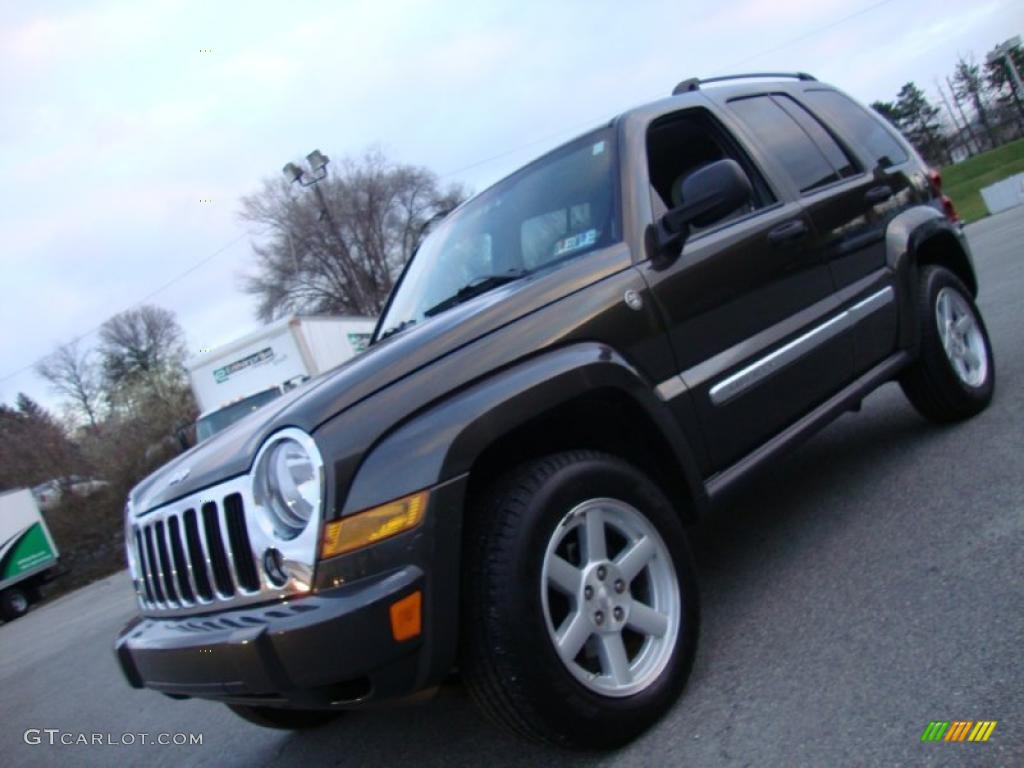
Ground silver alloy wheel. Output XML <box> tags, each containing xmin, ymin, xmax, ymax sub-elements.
<box><xmin>935</xmin><ymin>287</ymin><xmax>988</xmax><ymax>387</ymax></box>
<box><xmin>9</xmin><ymin>591</ymin><xmax>28</xmax><ymax>614</ymax></box>
<box><xmin>540</xmin><ymin>497</ymin><xmax>681</xmax><ymax>697</ymax></box>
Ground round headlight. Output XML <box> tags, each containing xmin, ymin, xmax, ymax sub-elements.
<box><xmin>254</xmin><ymin>435</ymin><xmax>321</xmax><ymax>540</ymax></box>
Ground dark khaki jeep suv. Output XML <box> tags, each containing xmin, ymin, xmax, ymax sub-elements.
<box><xmin>115</xmin><ymin>72</ymin><xmax>993</xmax><ymax>748</ymax></box>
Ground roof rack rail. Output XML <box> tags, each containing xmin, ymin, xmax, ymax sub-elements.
<box><xmin>672</xmin><ymin>72</ymin><xmax>817</xmax><ymax>96</ymax></box>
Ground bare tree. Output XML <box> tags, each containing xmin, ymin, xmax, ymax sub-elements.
<box><xmin>36</xmin><ymin>340</ymin><xmax>103</xmax><ymax>429</ymax></box>
<box><xmin>240</xmin><ymin>149</ymin><xmax>468</xmax><ymax>321</ymax></box>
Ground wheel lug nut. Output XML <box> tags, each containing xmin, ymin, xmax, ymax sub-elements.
<box><xmin>584</xmin><ymin>585</ymin><xmax>593</xmax><ymax>600</ymax></box>
<box><xmin>596</xmin><ymin>566</ymin><xmax>606</xmax><ymax>580</ymax></box>
<box><xmin>614</xmin><ymin>579</ymin><xmax>625</xmax><ymax>593</ymax></box>
<box><xmin>594</xmin><ymin>611</ymin><xmax>604</xmax><ymax>625</ymax></box>
<box><xmin>613</xmin><ymin>606</ymin><xmax>624</xmax><ymax>621</ymax></box>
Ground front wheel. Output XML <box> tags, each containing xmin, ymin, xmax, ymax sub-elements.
<box><xmin>0</xmin><ymin>587</ymin><xmax>30</xmax><ymax>622</ymax></box>
<box><xmin>461</xmin><ymin>451</ymin><xmax>699</xmax><ymax>749</ymax></box>
<box><xmin>900</xmin><ymin>266</ymin><xmax>994</xmax><ymax>422</ymax></box>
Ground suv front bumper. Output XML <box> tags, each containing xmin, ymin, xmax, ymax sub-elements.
<box><xmin>114</xmin><ymin>475</ymin><xmax>466</xmax><ymax>709</ymax></box>
<box><xmin>115</xmin><ymin>567</ymin><xmax>424</xmax><ymax>707</ymax></box>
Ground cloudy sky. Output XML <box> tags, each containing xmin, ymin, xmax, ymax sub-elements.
<box><xmin>1</xmin><ymin>0</ymin><xmax>1021</xmax><ymax>411</ymax></box>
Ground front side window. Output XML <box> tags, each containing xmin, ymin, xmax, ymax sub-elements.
<box><xmin>647</xmin><ymin>108</ymin><xmax>776</xmax><ymax>215</ymax></box>
<box><xmin>377</xmin><ymin>127</ymin><xmax>619</xmax><ymax>339</ymax></box>
<box><xmin>728</xmin><ymin>95</ymin><xmax>843</xmax><ymax>194</ymax></box>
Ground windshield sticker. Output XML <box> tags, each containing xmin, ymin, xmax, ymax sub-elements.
<box><xmin>553</xmin><ymin>228</ymin><xmax>599</xmax><ymax>257</ymax></box>
<box><xmin>592</xmin><ymin>141</ymin><xmax>606</xmax><ymax>156</ymax></box>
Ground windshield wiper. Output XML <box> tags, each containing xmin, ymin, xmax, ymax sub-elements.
<box><xmin>376</xmin><ymin>319</ymin><xmax>417</xmax><ymax>341</ymax></box>
<box><xmin>423</xmin><ymin>271</ymin><xmax>525</xmax><ymax>318</ymax></box>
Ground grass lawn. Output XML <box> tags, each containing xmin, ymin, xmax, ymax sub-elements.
<box><xmin>941</xmin><ymin>137</ymin><xmax>1024</xmax><ymax>223</ymax></box>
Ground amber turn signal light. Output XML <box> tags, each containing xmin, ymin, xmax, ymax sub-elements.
<box><xmin>389</xmin><ymin>590</ymin><xmax>422</xmax><ymax>641</ymax></box>
<box><xmin>320</xmin><ymin>490</ymin><xmax>428</xmax><ymax>559</ymax></box>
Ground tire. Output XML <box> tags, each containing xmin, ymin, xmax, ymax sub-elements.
<box><xmin>460</xmin><ymin>451</ymin><xmax>699</xmax><ymax>749</ymax></box>
<box><xmin>900</xmin><ymin>266</ymin><xmax>994</xmax><ymax>423</ymax></box>
<box><xmin>226</xmin><ymin>704</ymin><xmax>343</xmax><ymax>730</ymax></box>
<box><xmin>0</xmin><ymin>587</ymin><xmax>30</xmax><ymax>622</ymax></box>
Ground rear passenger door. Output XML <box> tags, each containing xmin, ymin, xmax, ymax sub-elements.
<box><xmin>729</xmin><ymin>93</ymin><xmax>900</xmax><ymax>377</ymax></box>
<box><xmin>796</xmin><ymin>88</ymin><xmax>913</xmax><ymax>371</ymax></box>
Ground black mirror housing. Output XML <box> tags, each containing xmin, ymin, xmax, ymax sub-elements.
<box><xmin>654</xmin><ymin>158</ymin><xmax>753</xmax><ymax>261</ymax></box>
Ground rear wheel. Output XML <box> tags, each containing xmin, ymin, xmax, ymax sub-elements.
<box><xmin>900</xmin><ymin>266</ymin><xmax>994</xmax><ymax>422</ymax></box>
<box><xmin>461</xmin><ymin>451</ymin><xmax>699</xmax><ymax>749</ymax></box>
<box><xmin>0</xmin><ymin>587</ymin><xmax>30</xmax><ymax>621</ymax></box>
<box><xmin>226</xmin><ymin>704</ymin><xmax>343</xmax><ymax>730</ymax></box>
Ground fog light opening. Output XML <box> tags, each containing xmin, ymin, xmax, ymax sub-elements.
<box><xmin>263</xmin><ymin>547</ymin><xmax>288</xmax><ymax>586</ymax></box>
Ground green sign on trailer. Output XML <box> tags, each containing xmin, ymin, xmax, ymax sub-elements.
<box><xmin>0</xmin><ymin>488</ymin><xmax>61</xmax><ymax>621</ymax></box>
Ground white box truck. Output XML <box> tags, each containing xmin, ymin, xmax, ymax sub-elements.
<box><xmin>187</xmin><ymin>315</ymin><xmax>375</xmax><ymax>442</ymax></box>
<box><xmin>0</xmin><ymin>488</ymin><xmax>61</xmax><ymax>621</ymax></box>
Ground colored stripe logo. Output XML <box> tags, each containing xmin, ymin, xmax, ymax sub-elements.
<box><xmin>921</xmin><ymin>721</ymin><xmax>997</xmax><ymax>742</ymax></box>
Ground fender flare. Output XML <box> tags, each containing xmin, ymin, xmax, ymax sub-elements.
<box><xmin>886</xmin><ymin>207</ymin><xmax>977</xmax><ymax>349</ymax></box>
<box><xmin>341</xmin><ymin>342</ymin><xmax>709</xmax><ymax>519</ymax></box>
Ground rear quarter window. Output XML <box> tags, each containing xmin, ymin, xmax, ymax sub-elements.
<box><xmin>802</xmin><ymin>89</ymin><xmax>909</xmax><ymax>167</ymax></box>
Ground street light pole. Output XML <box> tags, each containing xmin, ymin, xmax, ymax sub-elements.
<box><xmin>986</xmin><ymin>36</ymin><xmax>1024</xmax><ymax>128</ymax></box>
<box><xmin>282</xmin><ymin>151</ymin><xmax>373</xmax><ymax>315</ymax></box>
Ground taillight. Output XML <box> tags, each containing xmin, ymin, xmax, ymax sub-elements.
<box><xmin>928</xmin><ymin>168</ymin><xmax>960</xmax><ymax>224</ymax></box>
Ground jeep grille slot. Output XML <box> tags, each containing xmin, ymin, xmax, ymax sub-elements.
<box><xmin>182</xmin><ymin>508</ymin><xmax>214</xmax><ymax>600</ymax></box>
<box><xmin>166</xmin><ymin>516</ymin><xmax>196</xmax><ymax>604</ymax></box>
<box><xmin>134</xmin><ymin>529</ymin><xmax>155</xmax><ymax>604</ymax></box>
<box><xmin>201</xmin><ymin>502</ymin><xmax>235</xmax><ymax>597</ymax></box>
<box><xmin>224</xmin><ymin>493</ymin><xmax>260</xmax><ymax>591</ymax></box>
<box><xmin>153</xmin><ymin>521</ymin><xmax>179</xmax><ymax>604</ymax></box>
<box><xmin>129</xmin><ymin>490</ymin><xmax>263</xmax><ymax>612</ymax></box>
<box><xmin>143</xmin><ymin>526</ymin><xmax>166</xmax><ymax>604</ymax></box>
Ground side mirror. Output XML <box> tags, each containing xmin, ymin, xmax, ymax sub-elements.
<box><xmin>174</xmin><ymin>421</ymin><xmax>196</xmax><ymax>451</ymax></box>
<box><xmin>653</xmin><ymin>158</ymin><xmax>753</xmax><ymax>261</ymax></box>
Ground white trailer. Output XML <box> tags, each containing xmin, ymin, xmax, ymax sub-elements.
<box><xmin>187</xmin><ymin>315</ymin><xmax>375</xmax><ymax>442</ymax></box>
<box><xmin>0</xmin><ymin>488</ymin><xmax>61</xmax><ymax>621</ymax></box>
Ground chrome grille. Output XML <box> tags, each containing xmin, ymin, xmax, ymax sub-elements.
<box><xmin>126</xmin><ymin>429</ymin><xmax>324</xmax><ymax>617</ymax></box>
<box><xmin>129</xmin><ymin>487</ymin><xmax>262</xmax><ymax>614</ymax></box>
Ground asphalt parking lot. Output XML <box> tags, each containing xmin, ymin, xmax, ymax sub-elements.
<box><xmin>3</xmin><ymin>209</ymin><xmax>1022</xmax><ymax>767</ymax></box>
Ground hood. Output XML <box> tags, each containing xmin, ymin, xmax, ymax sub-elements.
<box><xmin>131</xmin><ymin>279</ymin><xmax>533</xmax><ymax>515</ymax></box>
<box><xmin>130</xmin><ymin>244</ymin><xmax>631</xmax><ymax>516</ymax></box>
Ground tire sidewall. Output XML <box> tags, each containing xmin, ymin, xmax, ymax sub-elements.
<box><xmin>0</xmin><ymin>588</ymin><xmax>29</xmax><ymax>621</ymax></box>
<box><xmin>497</xmin><ymin>455</ymin><xmax>699</xmax><ymax>746</ymax></box>
<box><xmin>920</xmin><ymin>266</ymin><xmax>994</xmax><ymax>404</ymax></box>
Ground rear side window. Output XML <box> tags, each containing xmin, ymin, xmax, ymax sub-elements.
<box><xmin>802</xmin><ymin>89</ymin><xmax>909</xmax><ymax>167</ymax></box>
<box><xmin>728</xmin><ymin>95</ymin><xmax>842</xmax><ymax>194</ymax></box>
<box><xmin>773</xmin><ymin>95</ymin><xmax>857</xmax><ymax>179</ymax></box>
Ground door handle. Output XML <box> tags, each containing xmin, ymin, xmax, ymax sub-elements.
<box><xmin>864</xmin><ymin>184</ymin><xmax>894</xmax><ymax>204</ymax></box>
<box><xmin>767</xmin><ymin>219</ymin><xmax>809</xmax><ymax>246</ymax></box>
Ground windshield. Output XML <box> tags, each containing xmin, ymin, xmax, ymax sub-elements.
<box><xmin>377</xmin><ymin>126</ymin><xmax>619</xmax><ymax>339</ymax></box>
<box><xmin>195</xmin><ymin>387</ymin><xmax>282</xmax><ymax>443</ymax></box>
